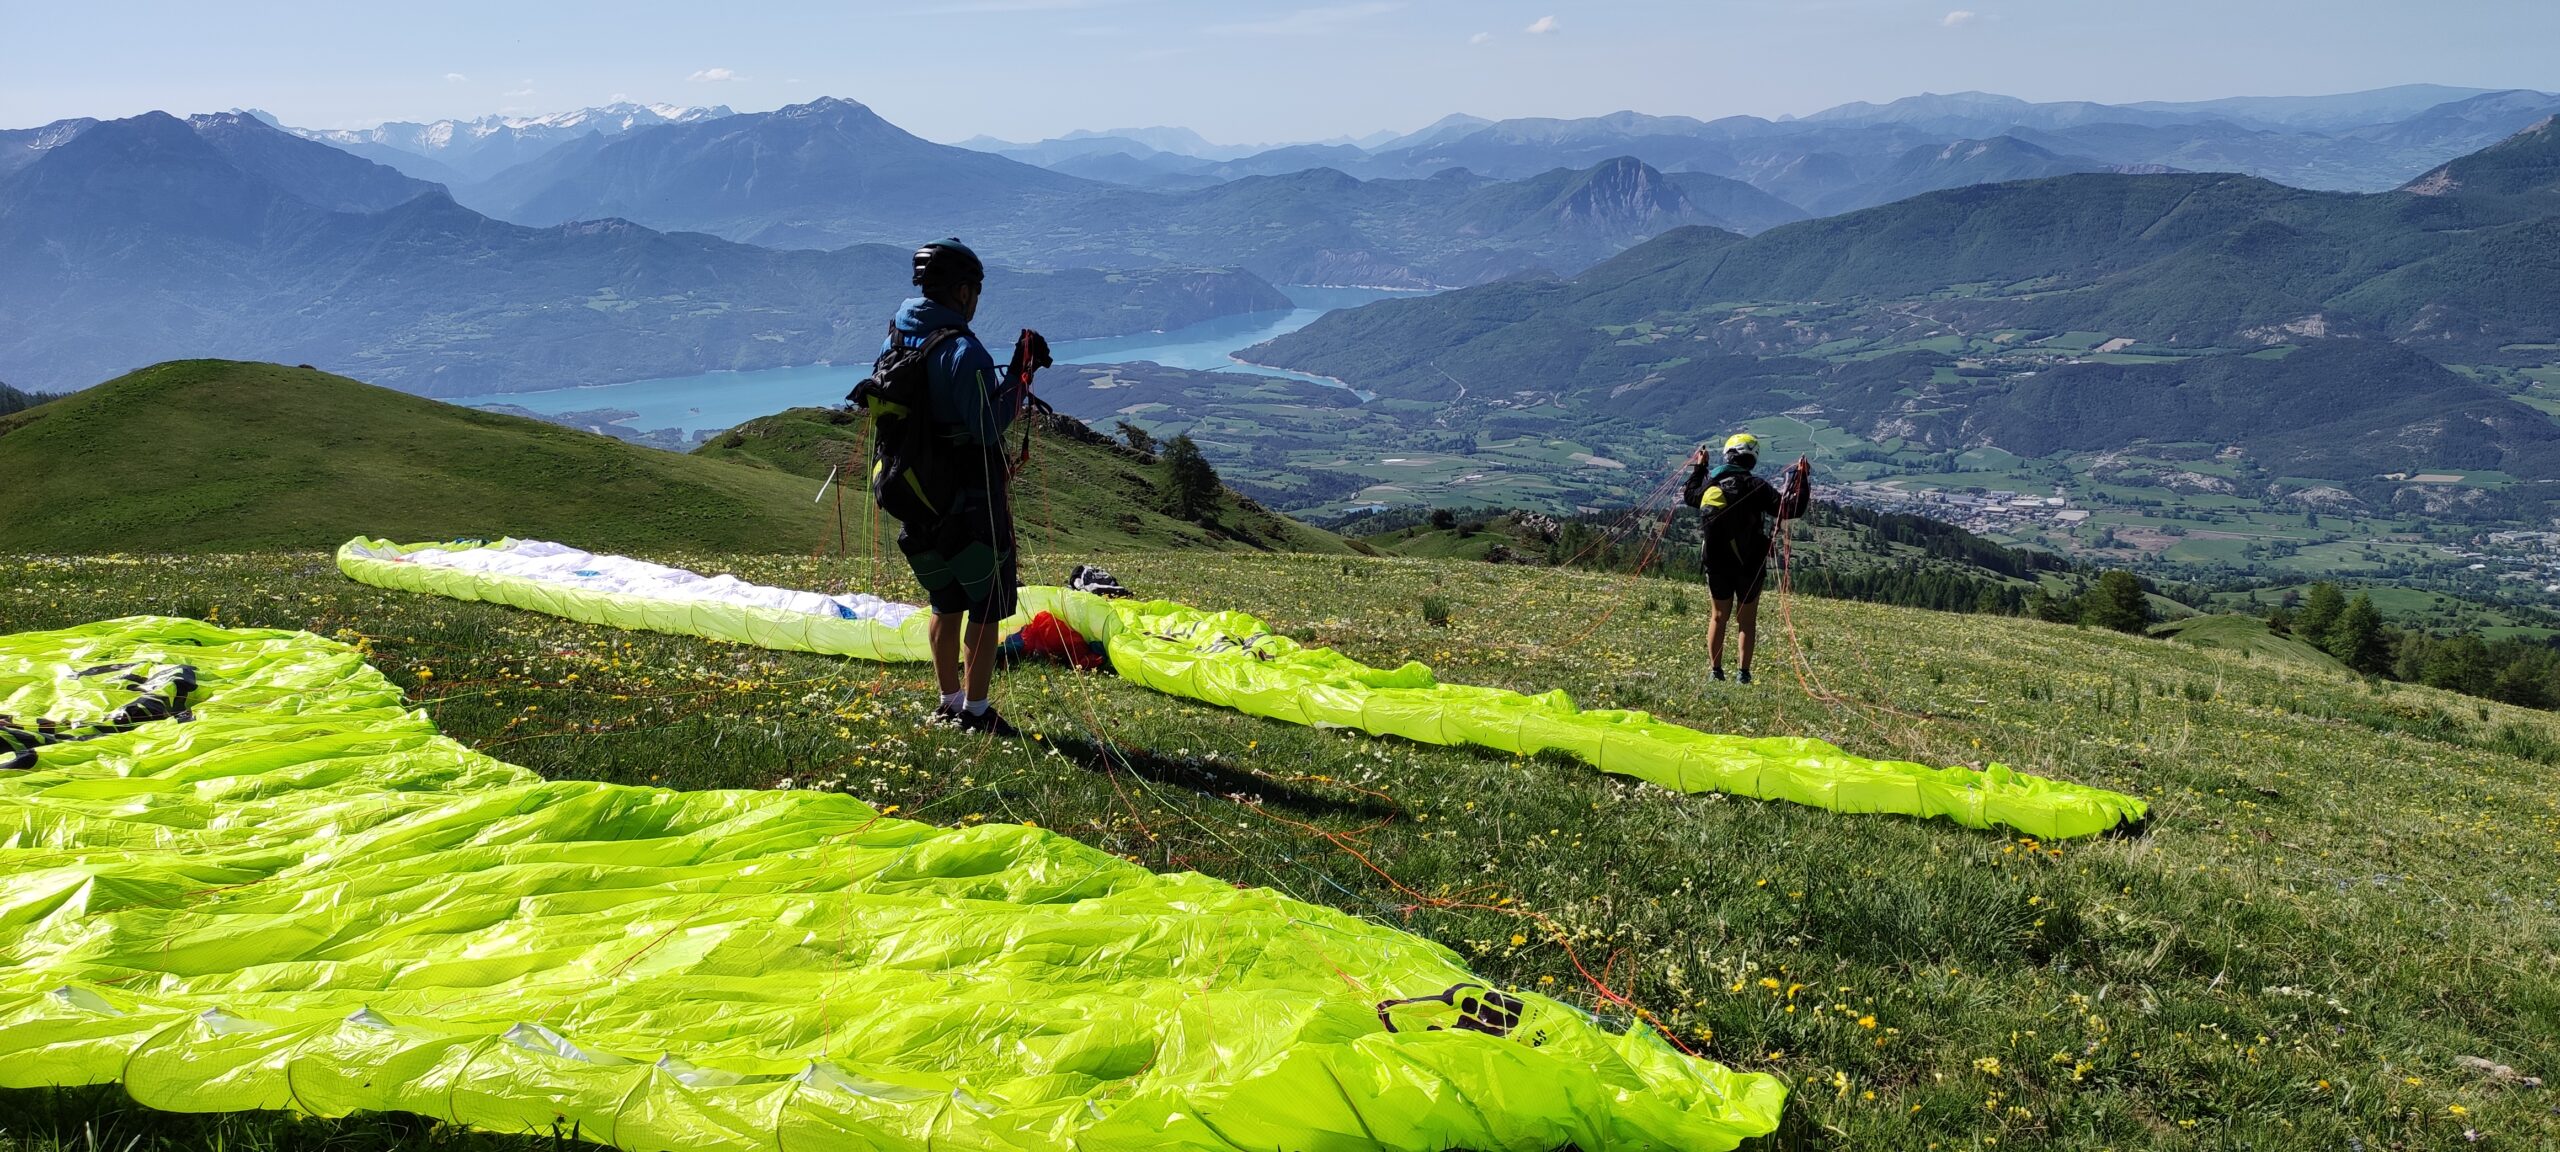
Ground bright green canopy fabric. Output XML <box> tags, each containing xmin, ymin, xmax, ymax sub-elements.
<box><xmin>1</xmin><ymin>616</ymin><xmax>1785</xmax><ymax>1150</ymax></box>
<box><xmin>338</xmin><ymin>537</ymin><xmax>2147</xmax><ymax>839</ymax></box>
<box><xmin>1068</xmin><ymin>596</ymin><xmax>2148</xmax><ymax>841</ymax></box>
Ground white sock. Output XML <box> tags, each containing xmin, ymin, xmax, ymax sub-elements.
<box><xmin>964</xmin><ymin>698</ymin><xmax>991</xmax><ymax>717</ymax></box>
<box><xmin>941</xmin><ymin>690</ymin><xmax>966</xmax><ymax>711</ymax></box>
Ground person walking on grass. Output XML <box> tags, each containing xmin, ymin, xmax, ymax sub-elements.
<box><xmin>1682</xmin><ymin>432</ymin><xmax>1800</xmax><ymax>685</ymax></box>
<box><xmin>858</xmin><ymin>238</ymin><xmax>1033</xmax><ymax>736</ymax></box>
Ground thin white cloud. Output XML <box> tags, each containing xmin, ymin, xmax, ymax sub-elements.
<box><xmin>1469</xmin><ymin>31</ymin><xmax>1491</xmax><ymax>45</ymax></box>
<box><xmin>504</xmin><ymin>82</ymin><xmax>536</xmax><ymax>97</ymax></box>
<box><xmin>443</xmin><ymin>72</ymin><xmax>469</xmax><ymax>83</ymax></box>
<box><xmin>1208</xmin><ymin>2</ymin><xmax>1399</xmax><ymax>37</ymax></box>
<box><xmin>1942</xmin><ymin>10</ymin><xmax>1978</xmax><ymax>27</ymax></box>
<box><xmin>688</xmin><ymin>67</ymin><xmax>738</xmax><ymax>83</ymax></box>
<box><xmin>1525</xmin><ymin>14</ymin><xmax>1558</xmax><ymax>34</ymax></box>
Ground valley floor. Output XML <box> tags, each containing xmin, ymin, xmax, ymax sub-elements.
<box><xmin>3</xmin><ymin>550</ymin><xmax>2555</xmax><ymax>1150</ymax></box>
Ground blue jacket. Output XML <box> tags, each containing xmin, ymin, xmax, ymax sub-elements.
<box><xmin>884</xmin><ymin>297</ymin><xmax>1013</xmax><ymax>449</ymax></box>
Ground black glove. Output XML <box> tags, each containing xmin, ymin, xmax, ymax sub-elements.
<box><xmin>1009</xmin><ymin>329</ymin><xmax>1052</xmax><ymax>384</ymax></box>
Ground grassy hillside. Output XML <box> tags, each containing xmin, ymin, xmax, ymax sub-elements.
<box><xmin>3</xmin><ymin>550</ymin><xmax>2554</xmax><ymax>1149</ymax></box>
<box><xmin>1354</xmin><ymin>501</ymin><xmax>2083</xmax><ymax>618</ymax></box>
<box><xmin>0</xmin><ymin>360</ymin><xmax>839</xmax><ymax>553</ymax></box>
<box><xmin>1362</xmin><ymin>519</ymin><xmax>1534</xmax><ymax>561</ymax></box>
<box><xmin>2150</xmin><ymin>613</ymin><xmax>2345</xmax><ymax>668</ymax></box>
<box><xmin>692</xmin><ymin>406</ymin><xmax>1351</xmax><ymax>556</ymax></box>
<box><xmin>0</xmin><ymin>362</ymin><xmax>1344</xmax><ymax>557</ymax></box>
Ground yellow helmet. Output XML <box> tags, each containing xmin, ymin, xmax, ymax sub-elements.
<box><xmin>1722</xmin><ymin>432</ymin><xmax>1760</xmax><ymax>459</ymax></box>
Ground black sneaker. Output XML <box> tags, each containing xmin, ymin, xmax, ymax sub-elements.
<box><xmin>957</xmin><ymin>705</ymin><xmax>1020</xmax><ymax>738</ymax></box>
<box><xmin>1711</xmin><ymin>667</ymin><xmax>1727</xmax><ymax>682</ymax></box>
<box><xmin>926</xmin><ymin>702</ymin><xmax>965</xmax><ymax>728</ymax></box>
<box><xmin>1737</xmin><ymin>669</ymin><xmax>1754</xmax><ymax>685</ymax></box>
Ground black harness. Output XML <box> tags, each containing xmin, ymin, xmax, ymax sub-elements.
<box><xmin>2</xmin><ymin>662</ymin><xmax>199</xmax><ymax>771</ymax></box>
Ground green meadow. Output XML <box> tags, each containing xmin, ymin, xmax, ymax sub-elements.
<box><xmin>5</xmin><ymin>547</ymin><xmax>2555</xmax><ymax>1150</ymax></box>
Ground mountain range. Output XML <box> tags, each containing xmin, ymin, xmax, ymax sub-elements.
<box><xmin>0</xmin><ymin>111</ymin><xmax>1286</xmax><ymax>394</ymax></box>
<box><xmin>12</xmin><ymin>88</ymin><xmax>2559</xmax><ymax>523</ymax></box>
<box><xmin>276</xmin><ymin>102</ymin><xmax>732</xmax><ymax>183</ymax></box>
<box><xmin>0</xmin><ymin>97</ymin><xmax>1833</xmax><ymax>397</ymax></box>
<box><xmin>981</xmin><ymin>86</ymin><xmax>2560</xmax><ymax>213</ymax></box>
<box><xmin>171</xmin><ymin>85</ymin><xmax>2556</xmax><ymax>238</ymax></box>
<box><xmin>1259</xmin><ymin>117</ymin><xmax>2560</xmax><ymax>377</ymax></box>
<box><xmin>33</xmin><ymin>83</ymin><xmax>2524</xmax><ymax>304</ymax></box>
<box><xmin>439</xmin><ymin>97</ymin><xmax>1791</xmax><ymax>285</ymax></box>
<box><xmin>1246</xmin><ymin>118</ymin><xmax>2560</xmax><ymax>511</ymax></box>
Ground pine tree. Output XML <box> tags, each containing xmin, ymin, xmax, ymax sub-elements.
<box><xmin>2491</xmin><ymin>657</ymin><xmax>2554</xmax><ymax>709</ymax></box>
<box><xmin>2324</xmin><ymin>593</ymin><xmax>2389</xmax><ymax>674</ymax></box>
<box><xmin>2391</xmin><ymin>630</ymin><xmax>2436</xmax><ymax>682</ymax></box>
<box><xmin>1114</xmin><ymin>420</ymin><xmax>1157</xmax><ymax>457</ymax></box>
<box><xmin>2296</xmin><ymin>582</ymin><xmax>2346</xmax><ymax>640</ymax></box>
<box><xmin>2028</xmin><ymin>589</ymin><xmax>2079</xmax><ymax>624</ymax></box>
<box><xmin>2082</xmin><ymin>570</ymin><xmax>2151</xmax><ymax>633</ymax></box>
<box><xmin>1161</xmin><ymin>434</ymin><xmax>1220</xmax><ymax>522</ymax></box>
<box><xmin>2423</xmin><ymin>635</ymin><xmax>2500</xmax><ymax>697</ymax></box>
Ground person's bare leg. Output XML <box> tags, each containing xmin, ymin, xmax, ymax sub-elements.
<box><xmin>962</xmin><ymin>619</ymin><xmax>999</xmax><ymax>703</ymax></box>
<box><xmin>1737</xmin><ymin>599</ymin><xmax>1761</xmax><ymax>675</ymax></box>
<box><xmin>929</xmin><ymin>612</ymin><xmax>964</xmax><ymax>696</ymax></box>
<box><xmin>1708</xmin><ymin>597</ymin><xmax>1733</xmax><ymax>674</ymax></box>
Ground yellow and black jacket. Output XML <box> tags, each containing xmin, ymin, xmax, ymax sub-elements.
<box><xmin>1684</xmin><ymin>463</ymin><xmax>1780</xmax><ymax>573</ymax></box>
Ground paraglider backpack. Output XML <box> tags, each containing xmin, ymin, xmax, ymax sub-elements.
<box><xmin>848</xmin><ymin>323</ymin><xmax>969</xmax><ymax>525</ymax></box>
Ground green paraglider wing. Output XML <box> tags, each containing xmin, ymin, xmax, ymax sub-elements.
<box><xmin>1060</xmin><ymin>595</ymin><xmax>2148</xmax><ymax>841</ymax></box>
<box><xmin>0</xmin><ymin>616</ymin><xmax>1785</xmax><ymax>1151</ymax></box>
<box><xmin>338</xmin><ymin>537</ymin><xmax>2147</xmax><ymax>839</ymax></box>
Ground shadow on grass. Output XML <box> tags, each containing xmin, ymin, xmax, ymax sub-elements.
<box><xmin>1044</xmin><ymin>733</ymin><xmax>1403</xmax><ymax>821</ymax></box>
<box><xmin>0</xmin><ymin>1085</ymin><xmax>610</xmax><ymax>1152</ymax></box>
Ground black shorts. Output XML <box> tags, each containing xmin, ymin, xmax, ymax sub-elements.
<box><xmin>1703</xmin><ymin>543</ymin><xmax>1769</xmax><ymax>604</ymax></box>
<box><xmin>897</xmin><ymin>485</ymin><xmax>1019</xmax><ymax>623</ymax></box>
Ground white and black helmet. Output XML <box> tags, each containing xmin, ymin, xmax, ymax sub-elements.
<box><xmin>911</xmin><ymin>238</ymin><xmax>985</xmax><ymax>291</ymax></box>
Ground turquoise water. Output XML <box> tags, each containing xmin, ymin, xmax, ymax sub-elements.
<box><xmin>447</xmin><ymin>285</ymin><xmax>1419</xmax><ymax>437</ymax></box>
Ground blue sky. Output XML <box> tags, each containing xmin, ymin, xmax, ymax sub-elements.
<box><xmin>6</xmin><ymin>0</ymin><xmax>2554</xmax><ymax>142</ymax></box>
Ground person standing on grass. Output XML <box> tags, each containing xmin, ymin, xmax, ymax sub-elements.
<box><xmin>1681</xmin><ymin>432</ymin><xmax>1795</xmax><ymax>684</ymax></box>
<box><xmin>877</xmin><ymin>239</ymin><xmax>1025</xmax><ymax>736</ymax></box>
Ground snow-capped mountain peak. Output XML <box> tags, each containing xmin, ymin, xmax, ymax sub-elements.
<box><xmin>281</xmin><ymin>103</ymin><xmax>735</xmax><ymax>182</ymax></box>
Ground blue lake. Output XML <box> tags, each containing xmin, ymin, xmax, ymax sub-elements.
<box><xmin>447</xmin><ymin>285</ymin><xmax>1420</xmax><ymax>437</ymax></box>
